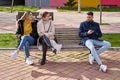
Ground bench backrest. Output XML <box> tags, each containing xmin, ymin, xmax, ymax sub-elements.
<box><xmin>16</xmin><ymin>12</ymin><xmax>80</xmax><ymax>46</ymax></box>
<box><xmin>55</xmin><ymin>28</ymin><xmax>80</xmax><ymax>45</ymax></box>
<box><xmin>16</xmin><ymin>12</ymin><xmax>39</xmax><ymax>20</ymax></box>
<box><xmin>16</xmin><ymin>12</ymin><xmax>54</xmax><ymax>20</ymax></box>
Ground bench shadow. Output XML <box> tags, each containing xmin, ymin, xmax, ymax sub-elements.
<box><xmin>31</xmin><ymin>57</ymin><xmax>120</xmax><ymax>80</ymax></box>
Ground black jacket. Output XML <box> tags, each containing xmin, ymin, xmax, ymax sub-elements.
<box><xmin>16</xmin><ymin>20</ymin><xmax>39</xmax><ymax>45</ymax></box>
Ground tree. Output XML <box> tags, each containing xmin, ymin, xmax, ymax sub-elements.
<box><xmin>64</xmin><ymin>0</ymin><xmax>77</xmax><ymax>8</ymax></box>
<box><xmin>99</xmin><ymin>0</ymin><xmax>102</xmax><ymax>24</ymax></box>
<box><xmin>78</xmin><ymin>0</ymin><xmax>81</xmax><ymax>13</ymax></box>
<box><xmin>11</xmin><ymin>0</ymin><xmax>14</xmax><ymax>13</ymax></box>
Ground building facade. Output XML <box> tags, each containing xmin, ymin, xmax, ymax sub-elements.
<box><xmin>101</xmin><ymin>0</ymin><xmax>120</xmax><ymax>7</ymax></box>
<box><xmin>25</xmin><ymin>0</ymin><xmax>100</xmax><ymax>8</ymax></box>
<box><xmin>25</xmin><ymin>0</ymin><xmax>66</xmax><ymax>8</ymax></box>
<box><xmin>74</xmin><ymin>0</ymin><xmax>100</xmax><ymax>8</ymax></box>
<box><xmin>1</xmin><ymin>0</ymin><xmax>119</xmax><ymax>8</ymax></box>
<box><xmin>0</xmin><ymin>0</ymin><xmax>24</xmax><ymax>6</ymax></box>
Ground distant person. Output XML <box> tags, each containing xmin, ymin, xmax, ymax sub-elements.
<box><xmin>79</xmin><ymin>12</ymin><xmax>111</xmax><ymax>72</ymax></box>
<box><xmin>10</xmin><ymin>11</ymin><xmax>39</xmax><ymax>65</ymax></box>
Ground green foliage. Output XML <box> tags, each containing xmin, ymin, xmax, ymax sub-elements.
<box><xmin>0</xmin><ymin>6</ymin><xmax>39</xmax><ymax>12</ymax></box>
<box><xmin>64</xmin><ymin>0</ymin><xmax>77</xmax><ymax>8</ymax></box>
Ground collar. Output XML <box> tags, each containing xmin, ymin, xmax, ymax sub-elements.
<box><xmin>86</xmin><ymin>20</ymin><xmax>94</xmax><ymax>24</ymax></box>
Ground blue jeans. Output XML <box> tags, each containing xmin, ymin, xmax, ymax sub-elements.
<box><xmin>18</xmin><ymin>35</ymin><xmax>35</xmax><ymax>58</ymax></box>
<box><xmin>85</xmin><ymin>39</ymin><xmax>111</xmax><ymax>65</ymax></box>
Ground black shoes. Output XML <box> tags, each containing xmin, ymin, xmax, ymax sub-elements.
<box><xmin>53</xmin><ymin>49</ymin><xmax>57</xmax><ymax>54</ymax></box>
<box><xmin>41</xmin><ymin>60</ymin><xmax>46</xmax><ymax>65</ymax></box>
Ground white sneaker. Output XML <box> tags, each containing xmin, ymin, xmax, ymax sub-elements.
<box><xmin>10</xmin><ymin>51</ymin><xmax>18</xmax><ymax>58</ymax></box>
<box><xmin>56</xmin><ymin>44</ymin><xmax>62</xmax><ymax>54</ymax></box>
<box><xmin>99</xmin><ymin>64</ymin><xmax>107</xmax><ymax>72</ymax></box>
<box><xmin>88</xmin><ymin>54</ymin><xmax>94</xmax><ymax>64</ymax></box>
<box><xmin>38</xmin><ymin>45</ymin><xmax>42</xmax><ymax>50</ymax></box>
<box><xmin>26</xmin><ymin>58</ymin><xmax>33</xmax><ymax>65</ymax></box>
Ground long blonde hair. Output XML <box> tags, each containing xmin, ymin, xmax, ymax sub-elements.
<box><xmin>16</xmin><ymin>11</ymin><xmax>33</xmax><ymax>27</ymax></box>
<box><xmin>19</xmin><ymin>11</ymin><xmax>33</xmax><ymax>21</ymax></box>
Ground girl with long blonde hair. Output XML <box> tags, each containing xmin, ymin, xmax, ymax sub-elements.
<box><xmin>10</xmin><ymin>11</ymin><xmax>39</xmax><ymax>65</ymax></box>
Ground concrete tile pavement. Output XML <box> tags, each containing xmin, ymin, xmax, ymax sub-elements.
<box><xmin>0</xmin><ymin>12</ymin><xmax>17</xmax><ymax>33</ymax></box>
<box><xmin>0</xmin><ymin>11</ymin><xmax>120</xmax><ymax>33</ymax></box>
<box><xmin>0</xmin><ymin>50</ymin><xmax>120</xmax><ymax>80</ymax></box>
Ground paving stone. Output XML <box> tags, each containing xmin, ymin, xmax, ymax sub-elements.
<box><xmin>0</xmin><ymin>50</ymin><xmax>120</xmax><ymax>80</ymax></box>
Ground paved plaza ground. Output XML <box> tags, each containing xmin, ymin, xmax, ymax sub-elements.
<box><xmin>0</xmin><ymin>9</ymin><xmax>120</xmax><ymax>33</ymax></box>
<box><xmin>0</xmin><ymin>50</ymin><xmax>120</xmax><ymax>80</ymax></box>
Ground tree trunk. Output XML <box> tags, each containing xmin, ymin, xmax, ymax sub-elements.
<box><xmin>78</xmin><ymin>0</ymin><xmax>81</xmax><ymax>13</ymax></box>
<box><xmin>100</xmin><ymin>0</ymin><xmax>102</xmax><ymax>24</ymax></box>
<box><xmin>11</xmin><ymin>0</ymin><xmax>14</xmax><ymax>13</ymax></box>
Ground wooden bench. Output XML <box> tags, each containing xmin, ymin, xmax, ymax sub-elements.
<box><xmin>55</xmin><ymin>28</ymin><xmax>88</xmax><ymax>50</ymax></box>
<box><xmin>16</xmin><ymin>12</ymin><xmax>54</xmax><ymax>20</ymax></box>
<box><xmin>16</xmin><ymin>12</ymin><xmax>89</xmax><ymax>65</ymax></box>
<box><xmin>29</xmin><ymin>28</ymin><xmax>88</xmax><ymax>50</ymax></box>
<box><xmin>16</xmin><ymin>12</ymin><xmax>39</xmax><ymax>20</ymax></box>
<box><xmin>16</xmin><ymin>12</ymin><xmax>85</xmax><ymax>50</ymax></box>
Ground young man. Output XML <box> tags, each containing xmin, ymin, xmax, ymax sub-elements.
<box><xmin>79</xmin><ymin>12</ymin><xmax>111</xmax><ymax>72</ymax></box>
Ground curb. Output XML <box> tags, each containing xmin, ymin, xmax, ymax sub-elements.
<box><xmin>0</xmin><ymin>47</ymin><xmax>120</xmax><ymax>51</ymax></box>
<box><xmin>108</xmin><ymin>47</ymin><xmax>120</xmax><ymax>51</ymax></box>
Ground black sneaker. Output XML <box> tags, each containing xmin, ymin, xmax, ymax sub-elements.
<box><xmin>53</xmin><ymin>49</ymin><xmax>57</xmax><ymax>54</ymax></box>
<box><xmin>41</xmin><ymin>61</ymin><xmax>46</xmax><ymax>65</ymax></box>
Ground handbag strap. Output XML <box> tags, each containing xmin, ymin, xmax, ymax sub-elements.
<box><xmin>48</xmin><ymin>21</ymin><xmax>51</xmax><ymax>32</ymax></box>
<box><xmin>43</xmin><ymin>21</ymin><xmax>51</xmax><ymax>32</ymax></box>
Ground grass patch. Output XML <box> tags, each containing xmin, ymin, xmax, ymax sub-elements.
<box><xmin>57</xmin><ymin>7</ymin><xmax>120</xmax><ymax>12</ymax></box>
<box><xmin>0</xmin><ymin>6</ymin><xmax>39</xmax><ymax>12</ymax></box>
<box><xmin>101</xmin><ymin>33</ymin><xmax>120</xmax><ymax>47</ymax></box>
<box><xmin>0</xmin><ymin>33</ymin><xmax>17</xmax><ymax>48</ymax></box>
<box><xmin>100</xmin><ymin>23</ymin><xmax>110</xmax><ymax>25</ymax></box>
<box><xmin>0</xmin><ymin>33</ymin><xmax>120</xmax><ymax>48</ymax></box>
<box><xmin>57</xmin><ymin>7</ymin><xmax>78</xmax><ymax>12</ymax></box>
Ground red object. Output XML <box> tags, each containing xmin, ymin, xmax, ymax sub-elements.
<box><xmin>50</xmin><ymin>0</ymin><xmax>66</xmax><ymax>7</ymax></box>
<box><xmin>101</xmin><ymin>0</ymin><xmax>120</xmax><ymax>7</ymax></box>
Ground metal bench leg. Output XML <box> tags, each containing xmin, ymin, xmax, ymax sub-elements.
<box><xmin>40</xmin><ymin>42</ymin><xmax>47</xmax><ymax>65</ymax></box>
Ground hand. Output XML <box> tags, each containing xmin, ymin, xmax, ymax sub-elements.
<box><xmin>44</xmin><ymin>33</ymin><xmax>49</xmax><ymax>37</ymax></box>
<box><xmin>49</xmin><ymin>35</ymin><xmax>54</xmax><ymax>40</ymax></box>
<box><xmin>87</xmin><ymin>30</ymin><xmax>94</xmax><ymax>35</ymax></box>
<box><xmin>39</xmin><ymin>32</ymin><xmax>44</xmax><ymax>36</ymax></box>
